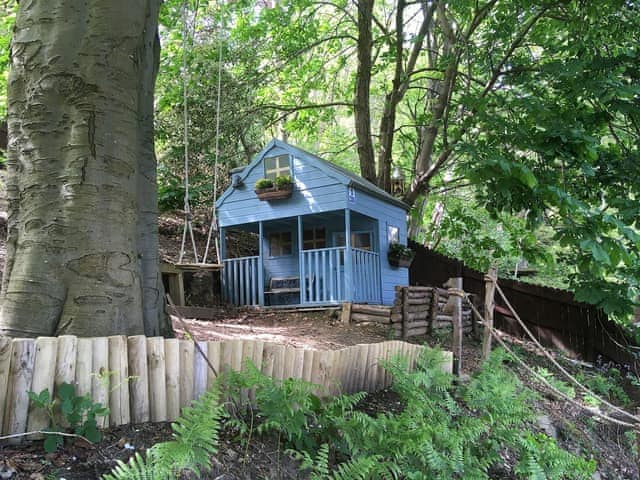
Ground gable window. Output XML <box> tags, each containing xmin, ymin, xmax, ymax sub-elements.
<box><xmin>303</xmin><ymin>227</ymin><xmax>326</xmax><ymax>250</ymax></box>
<box><xmin>334</xmin><ymin>231</ymin><xmax>373</xmax><ymax>251</ymax></box>
<box><xmin>264</xmin><ymin>154</ymin><xmax>291</xmax><ymax>180</ymax></box>
<box><xmin>269</xmin><ymin>231</ymin><xmax>293</xmax><ymax>256</ymax></box>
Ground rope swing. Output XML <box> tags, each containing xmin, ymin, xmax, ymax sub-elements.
<box><xmin>177</xmin><ymin>0</ymin><xmax>222</xmax><ymax>267</ymax></box>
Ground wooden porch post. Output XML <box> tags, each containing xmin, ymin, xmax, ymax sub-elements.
<box><xmin>219</xmin><ymin>226</ymin><xmax>226</xmax><ymax>261</ymax></box>
<box><xmin>482</xmin><ymin>267</ymin><xmax>497</xmax><ymax>361</ymax></box>
<box><xmin>297</xmin><ymin>216</ymin><xmax>305</xmax><ymax>304</ymax></box>
<box><xmin>344</xmin><ymin>208</ymin><xmax>353</xmax><ymax>302</ymax></box>
<box><xmin>258</xmin><ymin>221</ymin><xmax>265</xmax><ymax>307</ymax></box>
<box><xmin>219</xmin><ymin>227</ymin><xmax>226</xmax><ymax>301</ymax></box>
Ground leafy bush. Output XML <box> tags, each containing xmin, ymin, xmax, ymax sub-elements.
<box><xmin>254</xmin><ymin>178</ymin><xmax>274</xmax><ymax>190</ymax></box>
<box><xmin>388</xmin><ymin>242</ymin><xmax>414</xmax><ymax>259</ymax></box>
<box><xmin>274</xmin><ymin>174</ymin><xmax>293</xmax><ymax>189</ymax></box>
<box><xmin>28</xmin><ymin>382</ymin><xmax>109</xmax><ymax>453</ymax></box>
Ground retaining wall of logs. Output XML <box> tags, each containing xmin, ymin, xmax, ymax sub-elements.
<box><xmin>0</xmin><ymin>336</ymin><xmax>451</xmax><ymax>437</ymax></box>
<box><xmin>347</xmin><ymin>283</ymin><xmax>474</xmax><ymax>339</ymax></box>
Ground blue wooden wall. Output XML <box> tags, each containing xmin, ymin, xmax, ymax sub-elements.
<box><xmin>217</xmin><ymin>144</ymin><xmax>346</xmax><ymax>228</ymax></box>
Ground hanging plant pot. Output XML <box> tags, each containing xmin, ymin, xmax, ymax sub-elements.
<box><xmin>387</xmin><ymin>242</ymin><xmax>414</xmax><ymax>268</ymax></box>
<box><xmin>255</xmin><ymin>184</ymin><xmax>294</xmax><ymax>201</ymax></box>
<box><xmin>388</xmin><ymin>254</ymin><xmax>413</xmax><ymax>268</ymax></box>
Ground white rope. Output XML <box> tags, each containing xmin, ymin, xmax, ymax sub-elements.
<box><xmin>202</xmin><ymin>34</ymin><xmax>224</xmax><ymax>265</ymax></box>
<box><xmin>178</xmin><ymin>0</ymin><xmax>200</xmax><ymax>264</ymax></box>
<box><xmin>463</xmin><ymin>292</ymin><xmax>640</xmax><ymax>430</ymax></box>
<box><xmin>493</xmin><ymin>281</ymin><xmax>640</xmax><ymax>424</ymax></box>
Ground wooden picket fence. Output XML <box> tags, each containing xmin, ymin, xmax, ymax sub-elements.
<box><xmin>0</xmin><ymin>336</ymin><xmax>452</xmax><ymax>437</ymax></box>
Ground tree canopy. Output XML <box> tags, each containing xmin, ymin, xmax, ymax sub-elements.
<box><xmin>1</xmin><ymin>0</ymin><xmax>638</xmax><ymax>324</ymax></box>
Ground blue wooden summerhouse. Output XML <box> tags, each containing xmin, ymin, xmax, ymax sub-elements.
<box><xmin>216</xmin><ymin>139</ymin><xmax>409</xmax><ymax>307</ymax></box>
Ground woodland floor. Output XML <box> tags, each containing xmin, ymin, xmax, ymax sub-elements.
<box><xmin>1</xmin><ymin>320</ymin><xmax>638</xmax><ymax>479</ymax></box>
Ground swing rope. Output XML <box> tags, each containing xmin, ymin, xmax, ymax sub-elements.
<box><xmin>202</xmin><ymin>37</ymin><xmax>223</xmax><ymax>265</ymax></box>
<box><xmin>178</xmin><ymin>0</ymin><xmax>222</xmax><ymax>266</ymax></box>
<box><xmin>178</xmin><ymin>0</ymin><xmax>200</xmax><ymax>264</ymax></box>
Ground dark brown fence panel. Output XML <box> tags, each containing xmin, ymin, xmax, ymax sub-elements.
<box><xmin>409</xmin><ymin>242</ymin><xmax>639</xmax><ymax>373</ymax></box>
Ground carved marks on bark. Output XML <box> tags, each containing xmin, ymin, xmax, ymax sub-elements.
<box><xmin>66</xmin><ymin>251</ymin><xmax>136</xmax><ymax>288</ymax></box>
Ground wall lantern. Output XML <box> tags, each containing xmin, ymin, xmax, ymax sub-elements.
<box><xmin>391</xmin><ymin>165</ymin><xmax>406</xmax><ymax>196</ymax></box>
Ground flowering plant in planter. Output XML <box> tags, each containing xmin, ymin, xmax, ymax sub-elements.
<box><xmin>388</xmin><ymin>242</ymin><xmax>414</xmax><ymax>267</ymax></box>
<box><xmin>254</xmin><ymin>175</ymin><xmax>294</xmax><ymax>200</ymax></box>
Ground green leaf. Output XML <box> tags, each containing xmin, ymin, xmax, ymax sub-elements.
<box><xmin>43</xmin><ymin>433</ymin><xmax>63</xmax><ymax>453</ymax></box>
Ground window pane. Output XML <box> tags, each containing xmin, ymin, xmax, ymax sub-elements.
<box><xmin>302</xmin><ymin>228</ymin><xmax>326</xmax><ymax>250</ymax></box>
<box><xmin>353</xmin><ymin>233</ymin><xmax>371</xmax><ymax>250</ymax></box>
<box><xmin>264</xmin><ymin>154</ymin><xmax>291</xmax><ymax>180</ymax></box>
<box><xmin>388</xmin><ymin>225</ymin><xmax>399</xmax><ymax>243</ymax></box>
<box><xmin>269</xmin><ymin>231</ymin><xmax>292</xmax><ymax>256</ymax></box>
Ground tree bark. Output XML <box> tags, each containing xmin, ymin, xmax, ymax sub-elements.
<box><xmin>354</xmin><ymin>0</ymin><xmax>376</xmax><ymax>184</ymax></box>
<box><xmin>1</xmin><ymin>0</ymin><xmax>170</xmax><ymax>337</ymax></box>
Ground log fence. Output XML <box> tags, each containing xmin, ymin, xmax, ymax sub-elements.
<box><xmin>345</xmin><ymin>283</ymin><xmax>475</xmax><ymax>340</ymax></box>
<box><xmin>0</xmin><ymin>336</ymin><xmax>451</xmax><ymax>438</ymax></box>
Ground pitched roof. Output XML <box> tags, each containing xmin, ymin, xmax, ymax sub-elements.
<box><xmin>218</xmin><ymin>139</ymin><xmax>409</xmax><ymax>210</ymax></box>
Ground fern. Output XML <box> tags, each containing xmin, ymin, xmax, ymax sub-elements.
<box><xmin>102</xmin><ymin>387</ymin><xmax>224</xmax><ymax>480</ymax></box>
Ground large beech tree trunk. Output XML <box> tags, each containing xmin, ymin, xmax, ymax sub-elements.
<box><xmin>0</xmin><ymin>0</ymin><xmax>171</xmax><ymax>337</ymax></box>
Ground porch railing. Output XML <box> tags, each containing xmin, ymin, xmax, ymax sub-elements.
<box><xmin>301</xmin><ymin>247</ymin><xmax>346</xmax><ymax>304</ymax></box>
<box><xmin>351</xmin><ymin>248</ymin><xmax>381</xmax><ymax>304</ymax></box>
<box><xmin>301</xmin><ymin>247</ymin><xmax>381</xmax><ymax>304</ymax></box>
<box><xmin>223</xmin><ymin>256</ymin><xmax>259</xmax><ymax>306</ymax></box>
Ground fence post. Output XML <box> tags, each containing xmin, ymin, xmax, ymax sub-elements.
<box><xmin>449</xmin><ymin>277</ymin><xmax>463</xmax><ymax>376</ymax></box>
<box><xmin>482</xmin><ymin>267</ymin><xmax>497</xmax><ymax>361</ymax></box>
<box><xmin>402</xmin><ymin>287</ymin><xmax>409</xmax><ymax>340</ymax></box>
<box><xmin>341</xmin><ymin>302</ymin><xmax>352</xmax><ymax>325</ymax></box>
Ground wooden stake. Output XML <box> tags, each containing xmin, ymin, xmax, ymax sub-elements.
<box><xmin>482</xmin><ymin>267</ymin><xmax>497</xmax><ymax>361</ymax></box>
<box><xmin>108</xmin><ymin>336</ymin><xmax>130</xmax><ymax>427</ymax></box>
<box><xmin>0</xmin><ymin>337</ymin><xmax>13</xmax><ymax>433</ymax></box>
<box><xmin>341</xmin><ymin>302</ymin><xmax>352</xmax><ymax>324</ymax></box>
<box><xmin>164</xmin><ymin>338</ymin><xmax>180</xmax><ymax>421</ymax></box>
<box><xmin>127</xmin><ymin>335</ymin><xmax>150</xmax><ymax>424</ymax></box>
<box><xmin>147</xmin><ymin>337</ymin><xmax>167</xmax><ymax>422</ymax></box>
<box><xmin>402</xmin><ymin>288</ymin><xmax>409</xmax><ymax>340</ymax></box>
<box><xmin>27</xmin><ymin>337</ymin><xmax>57</xmax><ymax>435</ymax></box>
<box><xmin>449</xmin><ymin>277</ymin><xmax>463</xmax><ymax>377</ymax></box>
<box><xmin>179</xmin><ymin>340</ymin><xmax>195</xmax><ymax>407</ymax></box>
<box><xmin>55</xmin><ymin>335</ymin><xmax>78</xmax><ymax>387</ymax></box>
<box><xmin>91</xmin><ymin>337</ymin><xmax>109</xmax><ymax>429</ymax></box>
<box><xmin>75</xmin><ymin>338</ymin><xmax>93</xmax><ymax>398</ymax></box>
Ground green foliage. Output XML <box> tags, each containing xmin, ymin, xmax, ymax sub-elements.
<box><xmin>388</xmin><ymin>242</ymin><xmax>414</xmax><ymax>259</ymax></box>
<box><xmin>292</xmin><ymin>444</ymin><xmax>390</xmax><ymax>480</ymax></box>
<box><xmin>254</xmin><ymin>177</ymin><xmax>274</xmax><ymax>190</ymax></box>
<box><xmin>102</xmin><ymin>387</ymin><xmax>224</xmax><ymax>480</ymax></box>
<box><xmin>575</xmin><ymin>368</ymin><xmax>631</xmax><ymax>407</ymax></box>
<box><xmin>534</xmin><ymin>367</ymin><xmax>576</xmax><ymax>399</ymax></box>
<box><xmin>28</xmin><ymin>383</ymin><xmax>109</xmax><ymax>453</ymax></box>
<box><xmin>274</xmin><ymin>174</ymin><xmax>293</xmax><ymax>189</ymax></box>
<box><xmin>223</xmin><ymin>349</ymin><xmax>595</xmax><ymax>479</ymax></box>
<box><xmin>223</xmin><ymin>362</ymin><xmax>366</xmax><ymax>453</ymax></box>
<box><xmin>0</xmin><ymin>2</ymin><xmax>16</xmax><ymax>119</ymax></box>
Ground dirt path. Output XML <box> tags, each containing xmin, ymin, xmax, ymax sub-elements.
<box><xmin>171</xmin><ymin>308</ymin><xmax>391</xmax><ymax>350</ymax></box>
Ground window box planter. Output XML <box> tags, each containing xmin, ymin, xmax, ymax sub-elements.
<box><xmin>388</xmin><ymin>242</ymin><xmax>414</xmax><ymax>268</ymax></box>
<box><xmin>255</xmin><ymin>184</ymin><xmax>294</xmax><ymax>201</ymax></box>
<box><xmin>255</xmin><ymin>176</ymin><xmax>294</xmax><ymax>201</ymax></box>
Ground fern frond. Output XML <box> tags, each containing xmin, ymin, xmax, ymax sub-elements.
<box><xmin>101</xmin><ymin>452</ymin><xmax>168</xmax><ymax>480</ymax></box>
<box><xmin>102</xmin><ymin>387</ymin><xmax>224</xmax><ymax>480</ymax></box>
<box><xmin>332</xmin><ymin>454</ymin><xmax>389</xmax><ymax>480</ymax></box>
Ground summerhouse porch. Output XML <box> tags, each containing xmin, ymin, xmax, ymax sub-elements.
<box><xmin>220</xmin><ymin>210</ymin><xmax>382</xmax><ymax>307</ymax></box>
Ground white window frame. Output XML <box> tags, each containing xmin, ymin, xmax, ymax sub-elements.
<box><xmin>264</xmin><ymin>154</ymin><xmax>291</xmax><ymax>180</ymax></box>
